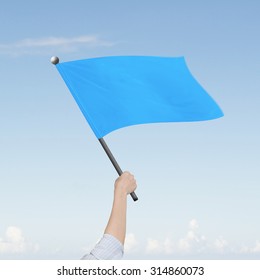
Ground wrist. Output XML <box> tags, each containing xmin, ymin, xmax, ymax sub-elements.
<box><xmin>114</xmin><ymin>184</ymin><xmax>128</xmax><ymax>197</ymax></box>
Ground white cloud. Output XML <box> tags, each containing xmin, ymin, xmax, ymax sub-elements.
<box><xmin>145</xmin><ymin>236</ymin><xmax>174</xmax><ymax>255</ymax></box>
<box><xmin>177</xmin><ymin>219</ymin><xmax>207</xmax><ymax>254</ymax></box>
<box><xmin>0</xmin><ymin>35</ymin><xmax>115</xmax><ymax>56</ymax></box>
<box><xmin>252</xmin><ymin>241</ymin><xmax>260</xmax><ymax>253</ymax></box>
<box><xmin>213</xmin><ymin>236</ymin><xmax>229</xmax><ymax>253</ymax></box>
<box><xmin>163</xmin><ymin>237</ymin><xmax>175</xmax><ymax>254</ymax></box>
<box><xmin>189</xmin><ymin>219</ymin><xmax>199</xmax><ymax>231</ymax></box>
<box><xmin>0</xmin><ymin>226</ymin><xmax>39</xmax><ymax>254</ymax></box>
<box><xmin>144</xmin><ymin>219</ymin><xmax>207</xmax><ymax>256</ymax></box>
<box><xmin>146</xmin><ymin>238</ymin><xmax>162</xmax><ymax>254</ymax></box>
<box><xmin>124</xmin><ymin>233</ymin><xmax>138</xmax><ymax>253</ymax></box>
<box><xmin>240</xmin><ymin>241</ymin><xmax>260</xmax><ymax>254</ymax></box>
<box><xmin>178</xmin><ymin>235</ymin><xmax>192</xmax><ymax>252</ymax></box>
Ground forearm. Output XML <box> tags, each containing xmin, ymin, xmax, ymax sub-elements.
<box><xmin>104</xmin><ymin>187</ymin><xmax>128</xmax><ymax>245</ymax></box>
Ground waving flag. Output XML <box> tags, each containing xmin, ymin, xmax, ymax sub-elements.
<box><xmin>52</xmin><ymin>55</ymin><xmax>223</xmax><ymax>201</ymax></box>
<box><xmin>55</xmin><ymin>56</ymin><xmax>223</xmax><ymax>138</ymax></box>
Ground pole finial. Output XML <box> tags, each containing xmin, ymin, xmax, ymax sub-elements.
<box><xmin>50</xmin><ymin>56</ymin><xmax>59</xmax><ymax>65</ymax></box>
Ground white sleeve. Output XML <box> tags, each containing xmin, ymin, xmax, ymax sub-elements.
<box><xmin>81</xmin><ymin>234</ymin><xmax>124</xmax><ymax>260</ymax></box>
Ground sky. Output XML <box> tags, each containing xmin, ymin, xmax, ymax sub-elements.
<box><xmin>0</xmin><ymin>0</ymin><xmax>259</xmax><ymax>260</ymax></box>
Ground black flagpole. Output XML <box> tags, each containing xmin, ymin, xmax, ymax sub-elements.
<box><xmin>99</xmin><ymin>138</ymin><xmax>138</xmax><ymax>201</ymax></box>
<box><xmin>51</xmin><ymin>56</ymin><xmax>138</xmax><ymax>202</ymax></box>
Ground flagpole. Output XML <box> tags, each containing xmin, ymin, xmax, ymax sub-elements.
<box><xmin>99</xmin><ymin>138</ymin><xmax>138</xmax><ymax>201</ymax></box>
<box><xmin>51</xmin><ymin>56</ymin><xmax>138</xmax><ymax>202</ymax></box>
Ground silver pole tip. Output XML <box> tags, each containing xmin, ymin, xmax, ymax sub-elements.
<box><xmin>50</xmin><ymin>56</ymin><xmax>59</xmax><ymax>65</ymax></box>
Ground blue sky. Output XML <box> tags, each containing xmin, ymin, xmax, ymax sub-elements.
<box><xmin>0</xmin><ymin>0</ymin><xmax>259</xmax><ymax>259</ymax></box>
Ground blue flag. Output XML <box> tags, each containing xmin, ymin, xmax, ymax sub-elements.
<box><xmin>56</xmin><ymin>56</ymin><xmax>223</xmax><ymax>139</ymax></box>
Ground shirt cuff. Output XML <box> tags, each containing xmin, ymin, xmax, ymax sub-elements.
<box><xmin>81</xmin><ymin>234</ymin><xmax>124</xmax><ymax>260</ymax></box>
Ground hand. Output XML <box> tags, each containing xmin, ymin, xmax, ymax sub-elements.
<box><xmin>114</xmin><ymin>171</ymin><xmax>137</xmax><ymax>195</ymax></box>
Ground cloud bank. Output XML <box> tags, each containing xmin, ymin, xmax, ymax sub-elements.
<box><xmin>0</xmin><ymin>226</ymin><xmax>39</xmax><ymax>255</ymax></box>
<box><xmin>122</xmin><ymin>219</ymin><xmax>260</xmax><ymax>259</ymax></box>
<box><xmin>2</xmin><ymin>222</ymin><xmax>260</xmax><ymax>259</ymax></box>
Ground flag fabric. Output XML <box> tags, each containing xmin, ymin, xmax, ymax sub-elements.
<box><xmin>56</xmin><ymin>56</ymin><xmax>223</xmax><ymax>139</ymax></box>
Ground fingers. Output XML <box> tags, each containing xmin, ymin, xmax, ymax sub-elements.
<box><xmin>122</xmin><ymin>171</ymin><xmax>137</xmax><ymax>188</ymax></box>
<box><xmin>115</xmin><ymin>171</ymin><xmax>137</xmax><ymax>194</ymax></box>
